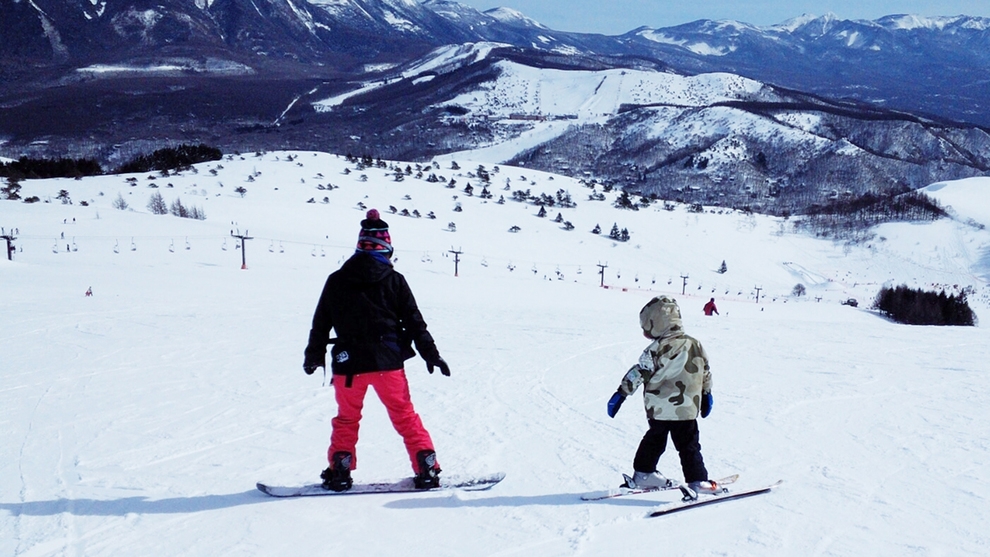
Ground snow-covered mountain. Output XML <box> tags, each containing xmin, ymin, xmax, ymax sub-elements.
<box><xmin>9</xmin><ymin>0</ymin><xmax>990</xmax><ymax>127</ymax></box>
<box><xmin>2</xmin><ymin>150</ymin><xmax>989</xmax><ymax>555</ymax></box>
<box><xmin>280</xmin><ymin>46</ymin><xmax>990</xmax><ymax>213</ymax></box>
<box><xmin>3</xmin><ymin>1</ymin><xmax>990</xmax><ymax>213</ymax></box>
<box><xmin>619</xmin><ymin>14</ymin><xmax>990</xmax><ymax>126</ymax></box>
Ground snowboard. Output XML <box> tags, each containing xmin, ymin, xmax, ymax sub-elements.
<box><xmin>647</xmin><ymin>479</ymin><xmax>783</xmax><ymax>517</ymax></box>
<box><xmin>580</xmin><ymin>474</ymin><xmax>739</xmax><ymax>501</ymax></box>
<box><xmin>257</xmin><ymin>472</ymin><xmax>505</xmax><ymax>498</ymax></box>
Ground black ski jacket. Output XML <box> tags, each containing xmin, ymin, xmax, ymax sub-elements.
<box><xmin>304</xmin><ymin>252</ymin><xmax>439</xmax><ymax>379</ymax></box>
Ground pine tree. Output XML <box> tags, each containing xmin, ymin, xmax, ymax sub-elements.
<box><xmin>170</xmin><ymin>198</ymin><xmax>188</xmax><ymax>218</ymax></box>
<box><xmin>112</xmin><ymin>193</ymin><xmax>129</xmax><ymax>210</ymax></box>
<box><xmin>1</xmin><ymin>178</ymin><xmax>22</xmax><ymax>200</ymax></box>
<box><xmin>148</xmin><ymin>192</ymin><xmax>168</xmax><ymax>214</ymax></box>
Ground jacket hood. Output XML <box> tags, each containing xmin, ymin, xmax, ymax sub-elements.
<box><xmin>640</xmin><ymin>296</ymin><xmax>684</xmax><ymax>339</ymax></box>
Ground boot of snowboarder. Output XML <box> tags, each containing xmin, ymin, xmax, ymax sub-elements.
<box><xmin>413</xmin><ymin>449</ymin><xmax>442</xmax><ymax>489</ymax></box>
<box><xmin>321</xmin><ymin>451</ymin><xmax>354</xmax><ymax>492</ymax></box>
<box><xmin>607</xmin><ymin>296</ymin><xmax>715</xmax><ymax>487</ymax></box>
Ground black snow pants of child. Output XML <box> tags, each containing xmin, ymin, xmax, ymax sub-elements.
<box><xmin>633</xmin><ymin>419</ymin><xmax>708</xmax><ymax>483</ymax></box>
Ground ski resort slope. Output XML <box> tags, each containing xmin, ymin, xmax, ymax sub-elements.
<box><xmin>1</xmin><ymin>152</ymin><xmax>989</xmax><ymax>556</ymax></box>
<box><xmin>440</xmin><ymin>61</ymin><xmax>774</xmax><ymax>120</ymax></box>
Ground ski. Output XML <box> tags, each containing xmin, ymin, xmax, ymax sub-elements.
<box><xmin>581</xmin><ymin>474</ymin><xmax>739</xmax><ymax>501</ymax></box>
<box><xmin>257</xmin><ymin>472</ymin><xmax>505</xmax><ymax>498</ymax></box>
<box><xmin>647</xmin><ymin>480</ymin><xmax>783</xmax><ymax>517</ymax></box>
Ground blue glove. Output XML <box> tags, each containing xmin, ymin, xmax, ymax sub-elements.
<box><xmin>700</xmin><ymin>392</ymin><xmax>713</xmax><ymax>418</ymax></box>
<box><xmin>607</xmin><ymin>391</ymin><xmax>626</xmax><ymax>418</ymax></box>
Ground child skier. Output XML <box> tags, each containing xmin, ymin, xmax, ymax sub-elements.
<box><xmin>606</xmin><ymin>295</ymin><xmax>719</xmax><ymax>494</ymax></box>
<box><xmin>303</xmin><ymin>209</ymin><xmax>450</xmax><ymax>491</ymax></box>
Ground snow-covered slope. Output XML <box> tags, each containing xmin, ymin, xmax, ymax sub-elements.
<box><xmin>923</xmin><ymin>177</ymin><xmax>990</xmax><ymax>229</ymax></box>
<box><xmin>439</xmin><ymin>61</ymin><xmax>773</xmax><ymax>119</ymax></box>
<box><xmin>2</xmin><ymin>152</ymin><xmax>988</xmax><ymax>556</ymax></box>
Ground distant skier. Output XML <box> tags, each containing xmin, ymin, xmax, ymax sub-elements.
<box><xmin>703</xmin><ymin>298</ymin><xmax>719</xmax><ymax>316</ymax></box>
<box><xmin>607</xmin><ymin>296</ymin><xmax>719</xmax><ymax>494</ymax></box>
<box><xmin>303</xmin><ymin>209</ymin><xmax>450</xmax><ymax>492</ymax></box>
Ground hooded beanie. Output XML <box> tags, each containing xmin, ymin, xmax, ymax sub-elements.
<box><xmin>639</xmin><ymin>296</ymin><xmax>684</xmax><ymax>339</ymax></box>
<box><xmin>356</xmin><ymin>209</ymin><xmax>393</xmax><ymax>257</ymax></box>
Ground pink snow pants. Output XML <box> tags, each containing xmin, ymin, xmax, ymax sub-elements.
<box><xmin>327</xmin><ymin>369</ymin><xmax>436</xmax><ymax>474</ymax></box>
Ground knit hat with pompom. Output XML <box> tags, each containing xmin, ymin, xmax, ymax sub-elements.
<box><xmin>356</xmin><ymin>209</ymin><xmax>393</xmax><ymax>257</ymax></box>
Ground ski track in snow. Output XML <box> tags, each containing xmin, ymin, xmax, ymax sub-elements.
<box><xmin>1</xmin><ymin>152</ymin><xmax>989</xmax><ymax>556</ymax></box>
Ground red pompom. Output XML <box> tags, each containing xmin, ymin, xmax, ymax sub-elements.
<box><xmin>367</xmin><ymin>209</ymin><xmax>380</xmax><ymax>220</ymax></box>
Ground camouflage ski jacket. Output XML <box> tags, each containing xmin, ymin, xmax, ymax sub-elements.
<box><xmin>618</xmin><ymin>333</ymin><xmax>712</xmax><ymax>421</ymax></box>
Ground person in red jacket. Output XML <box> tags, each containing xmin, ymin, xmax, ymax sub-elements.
<box><xmin>303</xmin><ymin>209</ymin><xmax>450</xmax><ymax>491</ymax></box>
<box><xmin>703</xmin><ymin>298</ymin><xmax>719</xmax><ymax>316</ymax></box>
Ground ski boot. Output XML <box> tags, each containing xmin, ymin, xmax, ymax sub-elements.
<box><xmin>625</xmin><ymin>471</ymin><xmax>673</xmax><ymax>490</ymax></box>
<box><xmin>413</xmin><ymin>449</ymin><xmax>442</xmax><ymax>490</ymax></box>
<box><xmin>321</xmin><ymin>451</ymin><xmax>353</xmax><ymax>492</ymax></box>
<box><xmin>687</xmin><ymin>479</ymin><xmax>725</xmax><ymax>495</ymax></box>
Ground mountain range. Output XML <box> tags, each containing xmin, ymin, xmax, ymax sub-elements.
<box><xmin>2</xmin><ymin>0</ymin><xmax>990</xmax><ymax>213</ymax></box>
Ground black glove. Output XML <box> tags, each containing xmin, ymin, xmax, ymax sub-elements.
<box><xmin>700</xmin><ymin>392</ymin><xmax>713</xmax><ymax>418</ymax></box>
<box><xmin>303</xmin><ymin>356</ymin><xmax>323</xmax><ymax>375</ymax></box>
<box><xmin>303</xmin><ymin>363</ymin><xmax>320</xmax><ymax>375</ymax></box>
<box><xmin>607</xmin><ymin>391</ymin><xmax>626</xmax><ymax>418</ymax></box>
<box><xmin>426</xmin><ymin>356</ymin><xmax>450</xmax><ymax>376</ymax></box>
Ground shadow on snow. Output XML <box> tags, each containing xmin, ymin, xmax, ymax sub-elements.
<box><xmin>384</xmin><ymin>492</ymin><xmax>661</xmax><ymax>510</ymax></box>
<box><xmin>0</xmin><ymin>490</ymin><xmax>272</xmax><ymax>517</ymax></box>
<box><xmin>1</xmin><ymin>490</ymin><xmax>666</xmax><ymax>517</ymax></box>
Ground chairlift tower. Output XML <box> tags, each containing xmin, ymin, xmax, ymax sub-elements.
<box><xmin>231</xmin><ymin>230</ymin><xmax>253</xmax><ymax>269</ymax></box>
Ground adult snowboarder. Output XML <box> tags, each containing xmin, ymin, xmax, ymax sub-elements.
<box><xmin>606</xmin><ymin>296</ymin><xmax>720</xmax><ymax>494</ymax></box>
<box><xmin>303</xmin><ymin>209</ymin><xmax>450</xmax><ymax>491</ymax></box>
<box><xmin>703</xmin><ymin>298</ymin><xmax>719</xmax><ymax>316</ymax></box>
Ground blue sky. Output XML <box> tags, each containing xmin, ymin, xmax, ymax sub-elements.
<box><xmin>452</xmin><ymin>0</ymin><xmax>990</xmax><ymax>34</ymax></box>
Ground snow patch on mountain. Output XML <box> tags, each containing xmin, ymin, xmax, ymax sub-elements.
<box><xmin>773</xmin><ymin>112</ymin><xmax>824</xmax><ymax>133</ymax></box>
<box><xmin>401</xmin><ymin>42</ymin><xmax>505</xmax><ymax>78</ymax></box>
<box><xmin>314</xmin><ymin>43</ymin><xmax>504</xmax><ymax>112</ymax></box>
<box><xmin>309</xmin><ymin>0</ymin><xmax>375</xmax><ymax>22</ymax></box>
<box><xmin>442</xmin><ymin>62</ymin><xmax>771</xmax><ymax>120</ymax></box>
<box><xmin>284</xmin><ymin>0</ymin><xmax>318</xmax><ymax>34</ymax></box>
<box><xmin>771</xmin><ymin>13</ymin><xmax>823</xmax><ymax>33</ymax></box>
<box><xmin>313</xmin><ymin>81</ymin><xmax>386</xmax><ymax>112</ymax></box>
<box><xmin>637</xmin><ymin>30</ymin><xmax>736</xmax><ymax>56</ymax></box>
<box><xmin>74</xmin><ymin>59</ymin><xmax>254</xmax><ymax>76</ymax></box>
<box><xmin>880</xmin><ymin>14</ymin><xmax>964</xmax><ymax>31</ymax></box>
<box><xmin>381</xmin><ymin>9</ymin><xmax>421</xmax><ymax>33</ymax></box>
<box><xmin>485</xmin><ymin>7</ymin><xmax>545</xmax><ymax>29</ymax></box>
<box><xmin>923</xmin><ymin>177</ymin><xmax>990</xmax><ymax>229</ymax></box>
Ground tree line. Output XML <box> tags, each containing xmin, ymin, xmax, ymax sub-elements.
<box><xmin>1</xmin><ymin>144</ymin><xmax>222</xmax><ymax>181</ymax></box>
<box><xmin>0</xmin><ymin>157</ymin><xmax>103</xmax><ymax>180</ymax></box>
<box><xmin>794</xmin><ymin>190</ymin><xmax>948</xmax><ymax>240</ymax></box>
<box><xmin>873</xmin><ymin>285</ymin><xmax>976</xmax><ymax>326</ymax></box>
